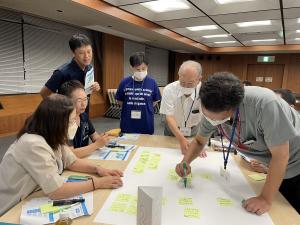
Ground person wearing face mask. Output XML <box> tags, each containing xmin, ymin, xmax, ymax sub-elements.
<box><xmin>160</xmin><ymin>60</ymin><xmax>203</xmax><ymax>155</ymax></box>
<box><xmin>0</xmin><ymin>94</ymin><xmax>123</xmax><ymax>216</ymax></box>
<box><xmin>176</xmin><ymin>72</ymin><xmax>300</xmax><ymax>215</ymax></box>
<box><xmin>115</xmin><ymin>52</ymin><xmax>161</xmax><ymax>134</ymax></box>
<box><xmin>40</xmin><ymin>34</ymin><xmax>100</xmax><ymax>115</ymax></box>
<box><xmin>59</xmin><ymin>80</ymin><xmax>110</xmax><ymax>158</ymax></box>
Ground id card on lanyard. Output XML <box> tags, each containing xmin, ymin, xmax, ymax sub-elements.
<box><xmin>218</xmin><ymin>108</ymin><xmax>239</xmax><ymax>181</ymax></box>
<box><xmin>180</xmin><ymin>89</ymin><xmax>196</xmax><ymax>137</ymax></box>
<box><xmin>130</xmin><ymin>77</ymin><xmax>144</xmax><ymax>120</ymax></box>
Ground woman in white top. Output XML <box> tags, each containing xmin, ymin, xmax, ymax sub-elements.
<box><xmin>0</xmin><ymin>94</ymin><xmax>123</xmax><ymax>216</ymax></box>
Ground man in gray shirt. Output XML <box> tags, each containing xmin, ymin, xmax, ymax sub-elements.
<box><xmin>176</xmin><ymin>72</ymin><xmax>300</xmax><ymax>215</ymax></box>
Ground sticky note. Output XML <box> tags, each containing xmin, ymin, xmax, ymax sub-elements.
<box><xmin>40</xmin><ymin>204</ymin><xmax>60</xmax><ymax>214</ymax></box>
<box><xmin>109</xmin><ymin>202</ymin><xmax>127</xmax><ymax>212</ymax></box>
<box><xmin>184</xmin><ymin>208</ymin><xmax>200</xmax><ymax>219</ymax></box>
<box><xmin>133</xmin><ymin>165</ymin><xmax>144</xmax><ymax>173</ymax></box>
<box><xmin>248</xmin><ymin>173</ymin><xmax>266</xmax><ymax>181</ymax></box>
<box><xmin>167</xmin><ymin>169</ymin><xmax>181</xmax><ymax>181</ymax></box>
<box><xmin>125</xmin><ymin>204</ymin><xmax>137</xmax><ymax>215</ymax></box>
<box><xmin>115</xmin><ymin>194</ymin><xmax>133</xmax><ymax>202</ymax></box>
<box><xmin>217</xmin><ymin>198</ymin><xmax>233</xmax><ymax>206</ymax></box>
<box><xmin>199</xmin><ymin>173</ymin><xmax>213</xmax><ymax>180</ymax></box>
<box><xmin>178</xmin><ymin>197</ymin><xmax>193</xmax><ymax>205</ymax></box>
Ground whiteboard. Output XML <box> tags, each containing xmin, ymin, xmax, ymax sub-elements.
<box><xmin>94</xmin><ymin>147</ymin><xmax>274</xmax><ymax>225</ymax></box>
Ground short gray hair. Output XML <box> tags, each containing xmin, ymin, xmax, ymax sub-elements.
<box><xmin>178</xmin><ymin>60</ymin><xmax>202</xmax><ymax>77</ymax></box>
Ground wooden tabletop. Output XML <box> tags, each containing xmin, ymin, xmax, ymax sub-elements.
<box><xmin>1</xmin><ymin>135</ymin><xmax>299</xmax><ymax>225</ymax></box>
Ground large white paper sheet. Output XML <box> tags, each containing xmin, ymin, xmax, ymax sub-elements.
<box><xmin>94</xmin><ymin>147</ymin><xmax>274</xmax><ymax>225</ymax></box>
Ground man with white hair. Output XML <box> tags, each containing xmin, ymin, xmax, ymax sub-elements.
<box><xmin>160</xmin><ymin>60</ymin><xmax>203</xmax><ymax>155</ymax></box>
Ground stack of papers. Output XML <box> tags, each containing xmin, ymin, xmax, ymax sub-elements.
<box><xmin>20</xmin><ymin>192</ymin><xmax>93</xmax><ymax>225</ymax></box>
<box><xmin>88</xmin><ymin>144</ymin><xmax>136</xmax><ymax>161</ymax></box>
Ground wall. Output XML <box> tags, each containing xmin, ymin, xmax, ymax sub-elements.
<box><xmin>172</xmin><ymin>53</ymin><xmax>300</xmax><ymax>93</ymax></box>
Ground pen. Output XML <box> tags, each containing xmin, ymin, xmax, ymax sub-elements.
<box><xmin>53</xmin><ymin>198</ymin><xmax>85</xmax><ymax>206</ymax></box>
<box><xmin>183</xmin><ymin>162</ymin><xmax>187</xmax><ymax>188</ymax></box>
<box><xmin>106</xmin><ymin>145</ymin><xmax>126</xmax><ymax>149</ymax></box>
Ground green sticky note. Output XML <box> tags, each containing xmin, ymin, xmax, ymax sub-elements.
<box><xmin>125</xmin><ymin>204</ymin><xmax>137</xmax><ymax>215</ymax></box>
<box><xmin>115</xmin><ymin>194</ymin><xmax>133</xmax><ymax>202</ymax></box>
<box><xmin>110</xmin><ymin>202</ymin><xmax>127</xmax><ymax>212</ymax></box>
<box><xmin>217</xmin><ymin>198</ymin><xmax>233</xmax><ymax>206</ymax></box>
<box><xmin>178</xmin><ymin>197</ymin><xmax>193</xmax><ymax>205</ymax></box>
<box><xmin>184</xmin><ymin>208</ymin><xmax>200</xmax><ymax>219</ymax></box>
<box><xmin>248</xmin><ymin>173</ymin><xmax>266</xmax><ymax>181</ymax></box>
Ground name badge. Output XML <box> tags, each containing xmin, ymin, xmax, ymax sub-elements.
<box><xmin>220</xmin><ymin>166</ymin><xmax>230</xmax><ymax>182</ymax></box>
<box><xmin>131</xmin><ymin>110</ymin><xmax>141</xmax><ymax>119</ymax></box>
<box><xmin>180</xmin><ymin>127</ymin><xmax>191</xmax><ymax>137</ymax></box>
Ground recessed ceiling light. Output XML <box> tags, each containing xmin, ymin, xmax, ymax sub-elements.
<box><xmin>296</xmin><ymin>30</ymin><xmax>300</xmax><ymax>33</ymax></box>
<box><xmin>295</xmin><ymin>38</ymin><xmax>300</xmax><ymax>40</ymax></box>
<box><xmin>215</xmin><ymin>0</ymin><xmax>256</xmax><ymax>4</ymax></box>
<box><xmin>297</xmin><ymin>18</ymin><xmax>300</xmax><ymax>23</ymax></box>
<box><xmin>187</xmin><ymin>25</ymin><xmax>218</xmax><ymax>31</ymax></box>
<box><xmin>140</xmin><ymin>0</ymin><xmax>190</xmax><ymax>13</ymax></box>
<box><xmin>236</xmin><ymin>20</ymin><xmax>271</xmax><ymax>27</ymax></box>
<box><xmin>251</xmin><ymin>39</ymin><xmax>276</xmax><ymax>42</ymax></box>
<box><xmin>214</xmin><ymin>41</ymin><xmax>236</xmax><ymax>44</ymax></box>
<box><xmin>203</xmin><ymin>34</ymin><xmax>229</xmax><ymax>38</ymax></box>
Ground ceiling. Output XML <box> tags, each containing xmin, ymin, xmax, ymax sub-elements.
<box><xmin>104</xmin><ymin>0</ymin><xmax>300</xmax><ymax>48</ymax></box>
<box><xmin>1</xmin><ymin>0</ymin><xmax>300</xmax><ymax>53</ymax></box>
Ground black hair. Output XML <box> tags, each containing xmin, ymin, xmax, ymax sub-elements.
<box><xmin>17</xmin><ymin>94</ymin><xmax>74</xmax><ymax>150</ymax></box>
<box><xmin>129</xmin><ymin>52</ymin><xmax>148</xmax><ymax>67</ymax></box>
<box><xmin>69</xmin><ymin>34</ymin><xmax>92</xmax><ymax>52</ymax></box>
<box><xmin>242</xmin><ymin>80</ymin><xmax>252</xmax><ymax>86</ymax></box>
<box><xmin>199</xmin><ymin>72</ymin><xmax>245</xmax><ymax>112</ymax></box>
<box><xmin>59</xmin><ymin>80</ymin><xmax>84</xmax><ymax>98</ymax></box>
<box><xmin>274</xmin><ymin>88</ymin><xmax>296</xmax><ymax>106</ymax></box>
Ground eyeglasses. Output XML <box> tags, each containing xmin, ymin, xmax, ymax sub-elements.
<box><xmin>74</xmin><ymin>96</ymin><xmax>89</xmax><ymax>105</ymax></box>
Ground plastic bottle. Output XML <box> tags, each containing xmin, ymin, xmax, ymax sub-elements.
<box><xmin>55</xmin><ymin>212</ymin><xmax>73</xmax><ymax>225</ymax></box>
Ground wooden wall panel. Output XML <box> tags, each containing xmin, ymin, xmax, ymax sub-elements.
<box><xmin>102</xmin><ymin>33</ymin><xmax>124</xmax><ymax>91</ymax></box>
<box><xmin>173</xmin><ymin>53</ymin><xmax>300</xmax><ymax>93</ymax></box>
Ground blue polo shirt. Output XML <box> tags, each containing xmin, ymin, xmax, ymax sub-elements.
<box><xmin>116</xmin><ymin>75</ymin><xmax>161</xmax><ymax>134</ymax></box>
<box><xmin>45</xmin><ymin>58</ymin><xmax>93</xmax><ymax>114</ymax></box>
<box><xmin>72</xmin><ymin>113</ymin><xmax>95</xmax><ymax>148</ymax></box>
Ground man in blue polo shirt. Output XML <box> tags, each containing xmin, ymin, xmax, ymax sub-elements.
<box><xmin>116</xmin><ymin>52</ymin><xmax>161</xmax><ymax>134</ymax></box>
<box><xmin>40</xmin><ymin>33</ymin><xmax>100</xmax><ymax>114</ymax></box>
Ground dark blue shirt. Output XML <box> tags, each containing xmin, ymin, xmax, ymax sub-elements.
<box><xmin>116</xmin><ymin>76</ymin><xmax>161</xmax><ymax>134</ymax></box>
<box><xmin>45</xmin><ymin>58</ymin><xmax>92</xmax><ymax>114</ymax></box>
<box><xmin>72</xmin><ymin>113</ymin><xmax>95</xmax><ymax>148</ymax></box>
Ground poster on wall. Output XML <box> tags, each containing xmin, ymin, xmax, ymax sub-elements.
<box><xmin>256</xmin><ymin>77</ymin><xmax>264</xmax><ymax>82</ymax></box>
<box><xmin>265</xmin><ymin>77</ymin><xmax>273</xmax><ymax>83</ymax></box>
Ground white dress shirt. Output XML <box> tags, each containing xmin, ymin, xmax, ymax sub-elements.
<box><xmin>160</xmin><ymin>81</ymin><xmax>202</xmax><ymax>128</ymax></box>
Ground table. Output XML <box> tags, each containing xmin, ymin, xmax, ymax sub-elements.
<box><xmin>1</xmin><ymin>135</ymin><xmax>299</xmax><ymax>225</ymax></box>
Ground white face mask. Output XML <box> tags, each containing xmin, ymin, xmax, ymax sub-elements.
<box><xmin>134</xmin><ymin>71</ymin><xmax>147</xmax><ymax>80</ymax></box>
<box><xmin>180</xmin><ymin>86</ymin><xmax>194</xmax><ymax>95</ymax></box>
<box><xmin>68</xmin><ymin>122</ymin><xmax>78</xmax><ymax>140</ymax></box>
<box><xmin>202</xmin><ymin>114</ymin><xmax>230</xmax><ymax>126</ymax></box>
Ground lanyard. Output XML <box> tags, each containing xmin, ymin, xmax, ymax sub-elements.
<box><xmin>181</xmin><ymin>88</ymin><xmax>197</xmax><ymax>127</ymax></box>
<box><xmin>219</xmin><ymin>108</ymin><xmax>239</xmax><ymax>170</ymax></box>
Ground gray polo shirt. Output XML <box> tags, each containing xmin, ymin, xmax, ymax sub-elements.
<box><xmin>198</xmin><ymin>86</ymin><xmax>300</xmax><ymax>179</ymax></box>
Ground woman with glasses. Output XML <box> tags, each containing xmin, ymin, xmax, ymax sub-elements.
<box><xmin>59</xmin><ymin>80</ymin><xmax>110</xmax><ymax>158</ymax></box>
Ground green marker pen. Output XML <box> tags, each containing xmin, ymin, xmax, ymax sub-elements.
<box><xmin>183</xmin><ymin>162</ymin><xmax>187</xmax><ymax>188</ymax></box>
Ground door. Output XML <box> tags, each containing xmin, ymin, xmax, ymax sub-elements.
<box><xmin>246</xmin><ymin>64</ymin><xmax>284</xmax><ymax>90</ymax></box>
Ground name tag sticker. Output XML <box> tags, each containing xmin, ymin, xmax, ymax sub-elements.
<box><xmin>131</xmin><ymin>110</ymin><xmax>141</xmax><ymax>119</ymax></box>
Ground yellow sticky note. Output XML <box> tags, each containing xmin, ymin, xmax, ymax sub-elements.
<box><xmin>110</xmin><ymin>202</ymin><xmax>127</xmax><ymax>212</ymax></box>
<box><xmin>248</xmin><ymin>173</ymin><xmax>266</xmax><ymax>181</ymax></box>
<box><xmin>199</xmin><ymin>173</ymin><xmax>213</xmax><ymax>180</ymax></box>
<box><xmin>133</xmin><ymin>165</ymin><xmax>145</xmax><ymax>173</ymax></box>
<box><xmin>217</xmin><ymin>198</ymin><xmax>233</xmax><ymax>206</ymax></box>
<box><xmin>125</xmin><ymin>204</ymin><xmax>137</xmax><ymax>215</ymax></box>
<box><xmin>167</xmin><ymin>169</ymin><xmax>181</xmax><ymax>181</ymax></box>
<box><xmin>162</xmin><ymin>197</ymin><xmax>167</xmax><ymax>206</ymax></box>
<box><xmin>184</xmin><ymin>208</ymin><xmax>200</xmax><ymax>219</ymax></box>
<box><xmin>115</xmin><ymin>194</ymin><xmax>133</xmax><ymax>202</ymax></box>
<box><xmin>178</xmin><ymin>197</ymin><xmax>193</xmax><ymax>205</ymax></box>
<box><xmin>40</xmin><ymin>203</ymin><xmax>59</xmax><ymax>214</ymax></box>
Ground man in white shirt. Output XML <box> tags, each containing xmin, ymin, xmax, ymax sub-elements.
<box><xmin>160</xmin><ymin>60</ymin><xmax>203</xmax><ymax>154</ymax></box>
